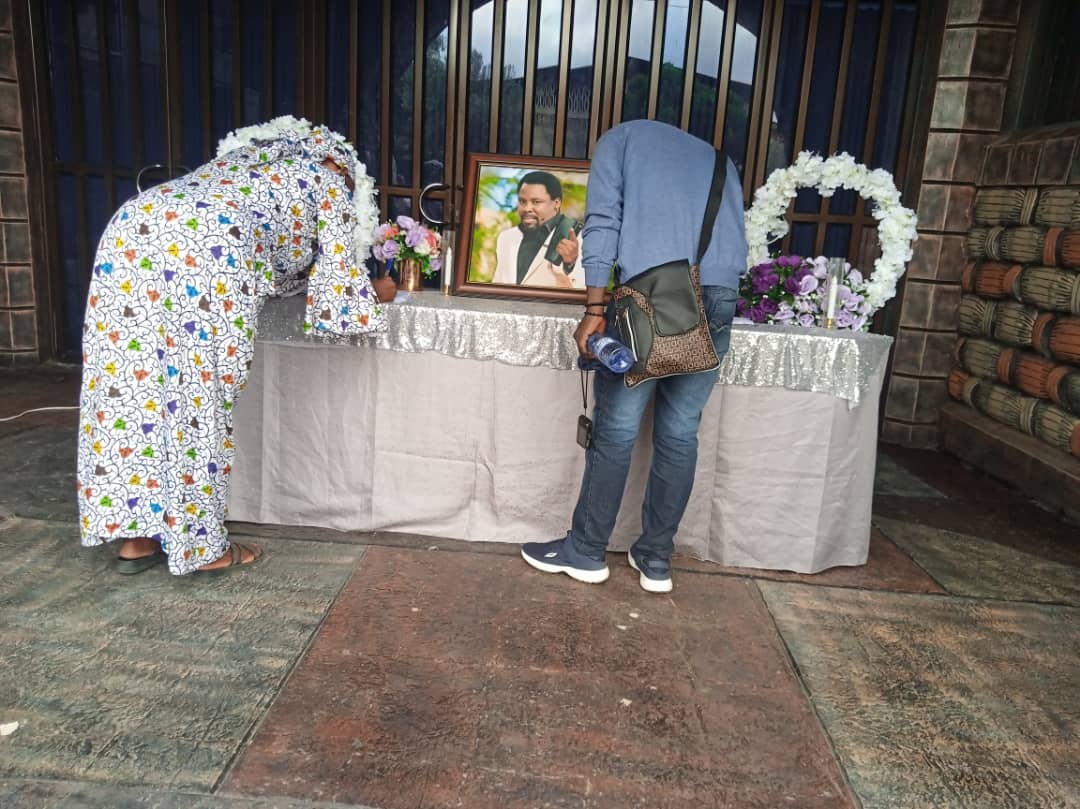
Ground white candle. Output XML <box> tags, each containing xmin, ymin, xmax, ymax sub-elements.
<box><xmin>824</xmin><ymin>257</ymin><xmax>843</xmax><ymax>328</ymax></box>
<box><xmin>443</xmin><ymin>246</ymin><xmax>453</xmax><ymax>294</ymax></box>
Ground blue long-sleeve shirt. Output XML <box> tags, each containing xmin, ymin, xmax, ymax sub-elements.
<box><xmin>581</xmin><ymin>120</ymin><xmax>747</xmax><ymax>290</ymax></box>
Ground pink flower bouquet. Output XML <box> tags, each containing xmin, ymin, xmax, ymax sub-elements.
<box><xmin>370</xmin><ymin>215</ymin><xmax>443</xmax><ymax>277</ymax></box>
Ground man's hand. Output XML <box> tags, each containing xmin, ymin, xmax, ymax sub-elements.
<box><xmin>555</xmin><ymin>228</ymin><xmax>579</xmax><ymax>266</ymax></box>
<box><xmin>574</xmin><ymin>312</ymin><xmax>606</xmax><ymax>357</ymax></box>
<box><xmin>372</xmin><ymin>275</ymin><xmax>397</xmax><ymax>302</ymax></box>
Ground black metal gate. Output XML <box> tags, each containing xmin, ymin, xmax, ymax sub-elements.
<box><xmin>28</xmin><ymin>0</ymin><xmax>925</xmax><ymax>359</ymax></box>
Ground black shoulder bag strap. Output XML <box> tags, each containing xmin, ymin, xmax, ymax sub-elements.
<box><xmin>695</xmin><ymin>149</ymin><xmax>727</xmax><ymax>266</ymax></box>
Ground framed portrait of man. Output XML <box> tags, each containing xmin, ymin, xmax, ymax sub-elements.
<box><xmin>454</xmin><ymin>154</ymin><xmax>591</xmax><ymax>302</ymax></box>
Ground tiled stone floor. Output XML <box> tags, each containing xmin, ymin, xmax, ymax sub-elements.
<box><xmin>1</xmin><ymin>366</ymin><xmax>1078</xmax><ymax>809</ymax></box>
<box><xmin>763</xmin><ymin>583</ymin><xmax>1080</xmax><ymax>809</ymax></box>
<box><xmin>0</xmin><ymin>518</ymin><xmax>364</xmax><ymax>790</ymax></box>
<box><xmin>221</xmin><ymin>547</ymin><xmax>854</xmax><ymax>809</ymax></box>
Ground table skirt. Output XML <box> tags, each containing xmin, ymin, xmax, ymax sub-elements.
<box><xmin>228</xmin><ymin>340</ymin><xmax>884</xmax><ymax>572</ymax></box>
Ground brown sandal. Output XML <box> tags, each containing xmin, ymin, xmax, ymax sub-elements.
<box><xmin>196</xmin><ymin>542</ymin><xmax>263</xmax><ymax>576</ymax></box>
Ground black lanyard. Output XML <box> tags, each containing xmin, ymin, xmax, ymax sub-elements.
<box><xmin>576</xmin><ymin>368</ymin><xmax>593</xmax><ymax>449</ymax></box>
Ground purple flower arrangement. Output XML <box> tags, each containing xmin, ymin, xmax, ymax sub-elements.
<box><xmin>370</xmin><ymin>215</ymin><xmax>443</xmax><ymax>277</ymax></box>
<box><xmin>736</xmin><ymin>255</ymin><xmax>873</xmax><ymax>331</ymax></box>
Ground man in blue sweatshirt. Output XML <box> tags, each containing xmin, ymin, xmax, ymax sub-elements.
<box><xmin>521</xmin><ymin>120</ymin><xmax>747</xmax><ymax>593</ymax></box>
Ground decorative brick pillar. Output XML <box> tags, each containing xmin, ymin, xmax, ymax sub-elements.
<box><xmin>0</xmin><ymin>0</ymin><xmax>37</xmax><ymax>366</ymax></box>
<box><xmin>882</xmin><ymin>0</ymin><xmax>1020</xmax><ymax>447</ymax></box>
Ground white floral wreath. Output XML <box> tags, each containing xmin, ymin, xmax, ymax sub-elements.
<box><xmin>744</xmin><ymin>151</ymin><xmax>918</xmax><ymax>311</ymax></box>
<box><xmin>215</xmin><ymin>115</ymin><xmax>380</xmax><ymax>271</ymax></box>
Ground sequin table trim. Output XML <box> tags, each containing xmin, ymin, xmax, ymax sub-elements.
<box><xmin>257</xmin><ymin>291</ymin><xmax>893</xmax><ymax>406</ymax></box>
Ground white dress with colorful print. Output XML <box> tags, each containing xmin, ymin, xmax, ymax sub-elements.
<box><xmin>78</xmin><ymin>134</ymin><xmax>384</xmax><ymax>574</ymax></box>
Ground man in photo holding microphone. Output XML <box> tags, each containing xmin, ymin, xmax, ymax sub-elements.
<box><xmin>491</xmin><ymin>171</ymin><xmax>585</xmax><ymax>289</ymax></box>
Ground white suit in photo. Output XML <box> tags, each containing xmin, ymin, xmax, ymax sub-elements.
<box><xmin>491</xmin><ymin>226</ymin><xmax>585</xmax><ymax>288</ymax></box>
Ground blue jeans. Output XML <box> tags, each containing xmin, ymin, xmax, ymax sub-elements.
<box><xmin>569</xmin><ymin>285</ymin><xmax>738</xmax><ymax>562</ymax></box>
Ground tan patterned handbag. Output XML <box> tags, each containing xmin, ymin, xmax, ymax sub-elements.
<box><xmin>613</xmin><ymin>149</ymin><xmax>727</xmax><ymax>388</ymax></box>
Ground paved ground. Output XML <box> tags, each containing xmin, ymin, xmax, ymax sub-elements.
<box><xmin>1</xmin><ymin>366</ymin><xmax>1078</xmax><ymax>809</ymax></box>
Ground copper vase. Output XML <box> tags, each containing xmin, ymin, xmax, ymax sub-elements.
<box><xmin>398</xmin><ymin>257</ymin><xmax>423</xmax><ymax>292</ymax></box>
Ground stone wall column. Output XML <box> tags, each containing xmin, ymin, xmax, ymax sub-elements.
<box><xmin>882</xmin><ymin>0</ymin><xmax>1020</xmax><ymax>446</ymax></box>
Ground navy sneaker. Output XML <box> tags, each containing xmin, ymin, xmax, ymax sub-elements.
<box><xmin>628</xmin><ymin>546</ymin><xmax>673</xmax><ymax>593</ymax></box>
<box><xmin>521</xmin><ymin>535</ymin><xmax>609</xmax><ymax>584</ymax></box>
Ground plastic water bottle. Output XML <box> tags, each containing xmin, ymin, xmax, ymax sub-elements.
<box><xmin>587</xmin><ymin>333</ymin><xmax>635</xmax><ymax>374</ymax></box>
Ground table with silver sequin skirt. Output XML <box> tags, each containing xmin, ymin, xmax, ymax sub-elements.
<box><xmin>229</xmin><ymin>291</ymin><xmax>892</xmax><ymax>572</ymax></box>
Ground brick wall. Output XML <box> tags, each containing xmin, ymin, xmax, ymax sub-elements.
<box><xmin>882</xmin><ymin>0</ymin><xmax>1021</xmax><ymax>447</ymax></box>
<box><xmin>0</xmin><ymin>0</ymin><xmax>37</xmax><ymax>365</ymax></box>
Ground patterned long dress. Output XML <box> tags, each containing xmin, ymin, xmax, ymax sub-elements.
<box><xmin>77</xmin><ymin>133</ymin><xmax>384</xmax><ymax>574</ymax></box>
